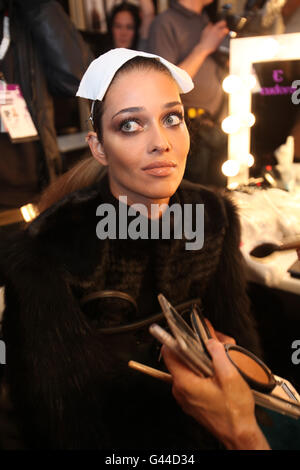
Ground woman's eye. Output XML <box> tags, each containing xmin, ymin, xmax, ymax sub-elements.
<box><xmin>164</xmin><ymin>113</ymin><xmax>182</xmax><ymax>127</ymax></box>
<box><xmin>121</xmin><ymin>120</ymin><xmax>142</xmax><ymax>133</ymax></box>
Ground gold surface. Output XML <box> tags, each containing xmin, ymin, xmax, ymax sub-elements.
<box><xmin>0</xmin><ymin>209</ymin><xmax>24</xmax><ymax>226</ymax></box>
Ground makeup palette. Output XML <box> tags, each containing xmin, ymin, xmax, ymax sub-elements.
<box><xmin>155</xmin><ymin>294</ymin><xmax>300</xmax><ymax>419</ymax></box>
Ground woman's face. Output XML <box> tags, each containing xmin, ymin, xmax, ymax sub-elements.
<box><xmin>112</xmin><ymin>11</ymin><xmax>136</xmax><ymax>48</ymax></box>
<box><xmin>90</xmin><ymin>68</ymin><xmax>190</xmax><ymax>208</ymax></box>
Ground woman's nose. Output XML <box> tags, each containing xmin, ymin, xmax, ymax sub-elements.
<box><xmin>148</xmin><ymin>124</ymin><xmax>171</xmax><ymax>154</ymax></box>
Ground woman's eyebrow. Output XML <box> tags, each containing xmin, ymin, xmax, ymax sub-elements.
<box><xmin>112</xmin><ymin>102</ymin><xmax>183</xmax><ymax>120</ymax></box>
<box><xmin>112</xmin><ymin>107</ymin><xmax>144</xmax><ymax>119</ymax></box>
<box><xmin>163</xmin><ymin>101</ymin><xmax>183</xmax><ymax>109</ymax></box>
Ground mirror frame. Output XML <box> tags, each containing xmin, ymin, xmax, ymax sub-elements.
<box><xmin>227</xmin><ymin>32</ymin><xmax>300</xmax><ymax>187</ymax></box>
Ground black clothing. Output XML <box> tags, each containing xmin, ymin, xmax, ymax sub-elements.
<box><xmin>0</xmin><ymin>0</ymin><xmax>92</xmax><ymax>208</ymax></box>
<box><xmin>0</xmin><ymin>174</ymin><xmax>261</xmax><ymax>449</ymax></box>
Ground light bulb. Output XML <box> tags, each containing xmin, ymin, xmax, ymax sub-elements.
<box><xmin>222</xmin><ymin>75</ymin><xmax>242</xmax><ymax>94</ymax></box>
<box><xmin>244</xmin><ymin>75</ymin><xmax>257</xmax><ymax>90</ymax></box>
<box><xmin>259</xmin><ymin>38</ymin><xmax>279</xmax><ymax>60</ymax></box>
<box><xmin>228</xmin><ymin>182</ymin><xmax>239</xmax><ymax>190</ymax></box>
<box><xmin>20</xmin><ymin>204</ymin><xmax>39</xmax><ymax>222</ymax></box>
<box><xmin>247</xmin><ymin>154</ymin><xmax>255</xmax><ymax>167</ymax></box>
<box><xmin>222</xmin><ymin>160</ymin><xmax>240</xmax><ymax>177</ymax></box>
<box><xmin>244</xmin><ymin>113</ymin><xmax>256</xmax><ymax>127</ymax></box>
<box><xmin>221</xmin><ymin>116</ymin><xmax>241</xmax><ymax>134</ymax></box>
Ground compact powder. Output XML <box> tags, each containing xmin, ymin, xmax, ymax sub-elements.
<box><xmin>227</xmin><ymin>349</ymin><xmax>270</xmax><ymax>385</ymax></box>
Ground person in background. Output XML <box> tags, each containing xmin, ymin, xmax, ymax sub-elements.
<box><xmin>138</xmin><ymin>0</ymin><xmax>155</xmax><ymax>49</ymax></box>
<box><xmin>108</xmin><ymin>0</ymin><xmax>154</xmax><ymax>50</ymax></box>
<box><xmin>0</xmin><ymin>0</ymin><xmax>92</xmax><ymax>210</ymax></box>
<box><xmin>147</xmin><ymin>0</ymin><xmax>228</xmax><ymax>121</ymax></box>
<box><xmin>108</xmin><ymin>2</ymin><xmax>141</xmax><ymax>49</ymax></box>
<box><xmin>146</xmin><ymin>0</ymin><xmax>229</xmax><ymax>186</ymax></box>
<box><xmin>282</xmin><ymin>0</ymin><xmax>300</xmax><ymax>32</ymax></box>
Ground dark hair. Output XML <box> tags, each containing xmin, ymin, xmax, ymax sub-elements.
<box><xmin>108</xmin><ymin>2</ymin><xmax>141</xmax><ymax>49</ymax></box>
<box><xmin>38</xmin><ymin>56</ymin><xmax>175</xmax><ymax>212</ymax></box>
<box><xmin>93</xmin><ymin>56</ymin><xmax>174</xmax><ymax>142</ymax></box>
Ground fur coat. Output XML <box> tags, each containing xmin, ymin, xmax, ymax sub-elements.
<box><xmin>0</xmin><ymin>175</ymin><xmax>261</xmax><ymax>449</ymax></box>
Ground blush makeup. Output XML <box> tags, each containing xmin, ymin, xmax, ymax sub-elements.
<box><xmin>225</xmin><ymin>344</ymin><xmax>276</xmax><ymax>393</ymax></box>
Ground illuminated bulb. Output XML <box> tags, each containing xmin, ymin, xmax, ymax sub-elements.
<box><xmin>244</xmin><ymin>113</ymin><xmax>256</xmax><ymax>127</ymax></box>
<box><xmin>222</xmin><ymin>75</ymin><xmax>242</xmax><ymax>94</ymax></box>
<box><xmin>244</xmin><ymin>75</ymin><xmax>256</xmax><ymax>90</ymax></box>
<box><xmin>240</xmin><ymin>153</ymin><xmax>255</xmax><ymax>167</ymax></box>
<box><xmin>260</xmin><ymin>38</ymin><xmax>279</xmax><ymax>60</ymax></box>
<box><xmin>221</xmin><ymin>116</ymin><xmax>241</xmax><ymax>134</ymax></box>
<box><xmin>247</xmin><ymin>154</ymin><xmax>255</xmax><ymax>167</ymax></box>
<box><xmin>265</xmin><ymin>173</ymin><xmax>276</xmax><ymax>186</ymax></box>
<box><xmin>222</xmin><ymin>160</ymin><xmax>240</xmax><ymax>177</ymax></box>
<box><xmin>20</xmin><ymin>203</ymin><xmax>39</xmax><ymax>222</ymax></box>
<box><xmin>228</xmin><ymin>182</ymin><xmax>239</xmax><ymax>190</ymax></box>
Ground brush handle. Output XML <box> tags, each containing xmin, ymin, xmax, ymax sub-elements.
<box><xmin>279</xmin><ymin>240</ymin><xmax>300</xmax><ymax>251</ymax></box>
<box><xmin>128</xmin><ymin>360</ymin><xmax>172</xmax><ymax>384</ymax></box>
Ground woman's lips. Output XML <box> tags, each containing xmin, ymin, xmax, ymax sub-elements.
<box><xmin>142</xmin><ymin>161</ymin><xmax>176</xmax><ymax>176</ymax></box>
<box><xmin>143</xmin><ymin>167</ymin><xmax>176</xmax><ymax>176</ymax></box>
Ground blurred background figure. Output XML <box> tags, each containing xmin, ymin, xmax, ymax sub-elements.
<box><xmin>217</xmin><ymin>0</ymin><xmax>287</xmax><ymax>36</ymax></box>
<box><xmin>147</xmin><ymin>0</ymin><xmax>229</xmax><ymax>187</ymax></box>
<box><xmin>107</xmin><ymin>0</ymin><xmax>154</xmax><ymax>50</ymax></box>
<box><xmin>282</xmin><ymin>0</ymin><xmax>300</xmax><ymax>32</ymax></box>
<box><xmin>0</xmin><ymin>0</ymin><xmax>92</xmax><ymax>212</ymax></box>
<box><xmin>108</xmin><ymin>2</ymin><xmax>141</xmax><ymax>49</ymax></box>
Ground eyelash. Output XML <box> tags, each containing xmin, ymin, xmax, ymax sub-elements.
<box><xmin>119</xmin><ymin>111</ymin><xmax>184</xmax><ymax>133</ymax></box>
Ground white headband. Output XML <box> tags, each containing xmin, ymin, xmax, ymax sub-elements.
<box><xmin>76</xmin><ymin>48</ymin><xmax>194</xmax><ymax>101</ymax></box>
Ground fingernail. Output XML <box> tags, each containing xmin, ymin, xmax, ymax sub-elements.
<box><xmin>207</xmin><ymin>337</ymin><xmax>223</xmax><ymax>352</ymax></box>
<box><xmin>206</xmin><ymin>338</ymin><xmax>218</xmax><ymax>349</ymax></box>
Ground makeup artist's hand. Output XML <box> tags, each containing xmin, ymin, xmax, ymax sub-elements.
<box><xmin>204</xmin><ymin>319</ymin><xmax>236</xmax><ymax>345</ymax></box>
<box><xmin>162</xmin><ymin>339</ymin><xmax>270</xmax><ymax>450</ymax></box>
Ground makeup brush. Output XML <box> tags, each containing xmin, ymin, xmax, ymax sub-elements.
<box><xmin>250</xmin><ymin>240</ymin><xmax>300</xmax><ymax>258</ymax></box>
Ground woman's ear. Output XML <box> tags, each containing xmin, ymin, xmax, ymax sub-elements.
<box><xmin>86</xmin><ymin>131</ymin><xmax>108</xmax><ymax>166</ymax></box>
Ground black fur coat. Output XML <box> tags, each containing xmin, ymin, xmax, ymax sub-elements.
<box><xmin>0</xmin><ymin>175</ymin><xmax>261</xmax><ymax>449</ymax></box>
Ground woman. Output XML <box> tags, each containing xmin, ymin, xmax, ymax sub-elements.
<box><xmin>108</xmin><ymin>2</ymin><xmax>141</xmax><ymax>49</ymax></box>
<box><xmin>107</xmin><ymin>1</ymin><xmax>154</xmax><ymax>51</ymax></box>
<box><xmin>0</xmin><ymin>49</ymin><xmax>261</xmax><ymax>449</ymax></box>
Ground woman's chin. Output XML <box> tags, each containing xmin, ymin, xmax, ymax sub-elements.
<box><xmin>143</xmin><ymin>183</ymin><xmax>180</xmax><ymax>202</ymax></box>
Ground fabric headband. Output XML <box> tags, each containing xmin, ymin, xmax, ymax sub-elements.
<box><xmin>76</xmin><ymin>48</ymin><xmax>194</xmax><ymax>103</ymax></box>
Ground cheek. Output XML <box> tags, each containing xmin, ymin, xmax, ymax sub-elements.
<box><xmin>174</xmin><ymin>127</ymin><xmax>190</xmax><ymax>159</ymax></box>
<box><xmin>104</xmin><ymin>138</ymin><xmax>143</xmax><ymax>170</ymax></box>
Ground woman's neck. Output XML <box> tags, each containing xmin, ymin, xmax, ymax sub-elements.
<box><xmin>109</xmin><ymin>181</ymin><xmax>171</xmax><ymax>220</ymax></box>
<box><xmin>178</xmin><ymin>0</ymin><xmax>204</xmax><ymax>14</ymax></box>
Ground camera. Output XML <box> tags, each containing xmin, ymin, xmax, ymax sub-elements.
<box><xmin>216</xmin><ymin>3</ymin><xmax>248</xmax><ymax>32</ymax></box>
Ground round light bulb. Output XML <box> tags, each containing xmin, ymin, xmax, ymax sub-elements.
<box><xmin>222</xmin><ymin>75</ymin><xmax>242</xmax><ymax>94</ymax></box>
<box><xmin>247</xmin><ymin>154</ymin><xmax>255</xmax><ymax>167</ymax></box>
<box><xmin>239</xmin><ymin>153</ymin><xmax>255</xmax><ymax>167</ymax></box>
<box><xmin>244</xmin><ymin>75</ymin><xmax>257</xmax><ymax>90</ymax></box>
<box><xmin>244</xmin><ymin>113</ymin><xmax>256</xmax><ymax>128</ymax></box>
<box><xmin>222</xmin><ymin>160</ymin><xmax>240</xmax><ymax>177</ymax></box>
<box><xmin>260</xmin><ymin>38</ymin><xmax>279</xmax><ymax>60</ymax></box>
<box><xmin>228</xmin><ymin>182</ymin><xmax>239</xmax><ymax>190</ymax></box>
<box><xmin>221</xmin><ymin>116</ymin><xmax>241</xmax><ymax>134</ymax></box>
